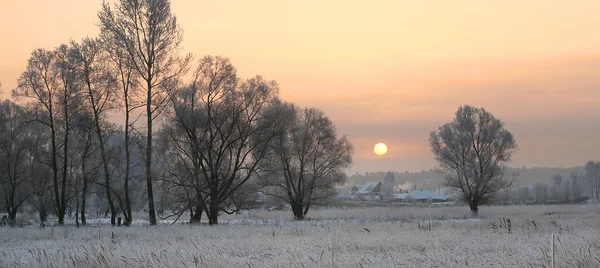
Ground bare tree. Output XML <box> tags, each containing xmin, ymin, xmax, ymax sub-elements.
<box><xmin>71</xmin><ymin>38</ymin><xmax>120</xmax><ymax>225</ymax></box>
<box><xmin>14</xmin><ymin>47</ymin><xmax>80</xmax><ymax>225</ymax></box>
<box><xmin>0</xmin><ymin>101</ymin><xmax>35</xmax><ymax>226</ymax></box>
<box><xmin>158</xmin><ymin>121</ymin><xmax>208</xmax><ymax>224</ymax></box>
<box><xmin>165</xmin><ymin>56</ymin><xmax>279</xmax><ymax>225</ymax></box>
<box><xmin>99</xmin><ymin>0</ymin><xmax>191</xmax><ymax>225</ymax></box>
<box><xmin>108</xmin><ymin>128</ymin><xmax>147</xmax><ymax>226</ymax></box>
<box><xmin>14</xmin><ymin>49</ymin><xmax>60</xmax><ymax>223</ymax></box>
<box><xmin>429</xmin><ymin>105</ymin><xmax>517</xmax><ymax>215</ymax></box>
<box><xmin>23</xmin><ymin>121</ymin><xmax>53</xmax><ymax>226</ymax></box>
<box><xmin>70</xmin><ymin>111</ymin><xmax>98</xmax><ymax>226</ymax></box>
<box><xmin>101</xmin><ymin>32</ymin><xmax>141</xmax><ymax>226</ymax></box>
<box><xmin>258</xmin><ymin>102</ymin><xmax>352</xmax><ymax>220</ymax></box>
<box><xmin>55</xmin><ymin>43</ymin><xmax>83</xmax><ymax>225</ymax></box>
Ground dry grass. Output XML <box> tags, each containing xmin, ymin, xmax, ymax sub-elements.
<box><xmin>1</xmin><ymin>204</ymin><xmax>599</xmax><ymax>267</ymax></box>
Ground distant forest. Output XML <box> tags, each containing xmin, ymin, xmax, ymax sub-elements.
<box><xmin>346</xmin><ymin>166</ymin><xmax>583</xmax><ymax>191</ymax></box>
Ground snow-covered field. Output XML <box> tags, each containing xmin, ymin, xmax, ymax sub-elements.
<box><xmin>1</xmin><ymin>205</ymin><xmax>599</xmax><ymax>267</ymax></box>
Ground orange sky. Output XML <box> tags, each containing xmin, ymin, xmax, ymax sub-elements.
<box><xmin>2</xmin><ymin>1</ymin><xmax>600</xmax><ymax>173</ymax></box>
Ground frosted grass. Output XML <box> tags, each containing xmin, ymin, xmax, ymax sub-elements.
<box><xmin>1</xmin><ymin>204</ymin><xmax>598</xmax><ymax>267</ymax></box>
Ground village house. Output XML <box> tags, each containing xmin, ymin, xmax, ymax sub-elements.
<box><xmin>350</xmin><ymin>182</ymin><xmax>384</xmax><ymax>200</ymax></box>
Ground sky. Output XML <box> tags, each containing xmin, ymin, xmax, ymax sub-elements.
<box><xmin>1</xmin><ymin>1</ymin><xmax>600</xmax><ymax>173</ymax></box>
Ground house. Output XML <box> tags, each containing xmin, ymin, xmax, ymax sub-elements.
<box><xmin>393</xmin><ymin>189</ymin><xmax>448</xmax><ymax>203</ymax></box>
<box><xmin>350</xmin><ymin>182</ymin><xmax>384</xmax><ymax>200</ymax></box>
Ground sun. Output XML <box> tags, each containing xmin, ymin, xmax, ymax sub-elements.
<box><xmin>374</xmin><ymin>143</ymin><xmax>388</xmax><ymax>156</ymax></box>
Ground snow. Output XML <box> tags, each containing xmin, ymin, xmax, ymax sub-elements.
<box><xmin>355</xmin><ymin>181</ymin><xmax>381</xmax><ymax>194</ymax></box>
<box><xmin>1</xmin><ymin>205</ymin><xmax>599</xmax><ymax>267</ymax></box>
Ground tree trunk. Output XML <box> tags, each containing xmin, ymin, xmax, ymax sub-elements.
<box><xmin>208</xmin><ymin>206</ymin><xmax>219</xmax><ymax>225</ymax></box>
<box><xmin>57</xmin><ymin>201</ymin><xmax>66</xmax><ymax>225</ymax></box>
<box><xmin>86</xmin><ymin>76</ymin><xmax>117</xmax><ymax>226</ymax></box>
<box><xmin>123</xmin><ymin>113</ymin><xmax>132</xmax><ymax>226</ymax></box>
<box><xmin>190</xmin><ymin>193</ymin><xmax>204</xmax><ymax>224</ymax></box>
<box><xmin>292</xmin><ymin>201</ymin><xmax>304</xmax><ymax>220</ymax></box>
<box><xmin>98</xmin><ymin>138</ymin><xmax>116</xmax><ymax>226</ymax></box>
<box><xmin>81</xmin><ymin>166</ymin><xmax>88</xmax><ymax>226</ymax></box>
<box><xmin>303</xmin><ymin>200</ymin><xmax>311</xmax><ymax>217</ymax></box>
<box><xmin>8</xmin><ymin>210</ymin><xmax>17</xmax><ymax>228</ymax></box>
<box><xmin>39</xmin><ymin>203</ymin><xmax>47</xmax><ymax>227</ymax></box>
<box><xmin>303</xmin><ymin>188</ymin><xmax>315</xmax><ymax>217</ymax></box>
<box><xmin>59</xmin><ymin>99</ymin><xmax>70</xmax><ymax>226</ymax></box>
<box><xmin>50</xmin><ymin>120</ymin><xmax>62</xmax><ymax>225</ymax></box>
<box><xmin>75</xmin><ymin>208</ymin><xmax>79</xmax><ymax>228</ymax></box>
<box><xmin>122</xmin><ymin>70</ymin><xmax>134</xmax><ymax>227</ymax></box>
<box><xmin>208</xmin><ymin>192</ymin><xmax>219</xmax><ymax>225</ymax></box>
<box><xmin>80</xmin><ymin>130</ymin><xmax>92</xmax><ymax>226</ymax></box>
<box><xmin>75</xmin><ymin>175</ymin><xmax>80</xmax><ymax>228</ymax></box>
<box><xmin>190</xmin><ymin>208</ymin><xmax>202</xmax><ymax>224</ymax></box>
<box><xmin>81</xmin><ymin>171</ymin><xmax>88</xmax><ymax>225</ymax></box>
<box><xmin>469</xmin><ymin>201</ymin><xmax>479</xmax><ymax>216</ymax></box>
<box><xmin>146</xmin><ymin>79</ymin><xmax>157</xmax><ymax>226</ymax></box>
<box><xmin>124</xmin><ymin>171</ymin><xmax>132</xmax><ymax>226</ymax></box>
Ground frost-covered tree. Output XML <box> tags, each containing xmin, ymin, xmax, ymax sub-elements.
<box><xmin>570</xmin><ymin>171</ymin><xmax>583</xmax><ymax>200</ymax></box>
<box><xmin>100</xmin><ymin>31</ymin><xmax>141</xmax><ymax>226</ymax></box>
<box><xmin>0</xmin><ymin>101</ymin><xmax>35</xmax><ymax>226</ymax></box>
<box><xmin>99</xmin><ymin>0</ymin><xmax>192</xmax><ymax>225</ymax></box>
<box><xmin>163</xmin><ymin>56</ymin><xmax>280</xmax><ymax>225</ymax></box>
<box><xmin>14</xmin><ymin>46</ymin><xmax>82</xmax><ymax>225</ymax></box>
<box><xmin>584</xmin><ymin>161</ymin><xmax>600</xmax><ymax>200</ymax></box>
<box><xmin>430</xmin><ymin>105</ymin><xmax>517</xmax><ymax>215</ymax></box>
<box><xmin>69</xmin><ymin>111</ymin><xmax>97</xmax><ymax>226</ymax></box>
<box><xmin>23</xmin><ymin>121</ymin><xmax>53</xmax><ymax>226</ymax></box>
<box><xmin>549</xmin><ymin>174</ymin><xmax>564</xmax><ymax>201</ymax></box>
<box><xmin>532</xmin><ymin>183</ymin><xmax>548</xmax><ymax>204</ymax></box>
<box><xmin>518</xmin><ymin>186</ymin><xmax>531</xmax><ymax>204</ymax></box>
<box><xmin>71</xmin><ymin>37</ymin><xmax>120</xmax><ymax>225</ymax></box>
<box><xmin>258</xmin><ymin>101</ymin><xmax>353</xmax><ymax>220</ymax></box>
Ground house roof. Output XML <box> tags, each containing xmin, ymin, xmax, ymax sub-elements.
<box><xmin>355</xmin><ymin>181</ymin><xmax>381</xmax><ymax>194</ymax></box>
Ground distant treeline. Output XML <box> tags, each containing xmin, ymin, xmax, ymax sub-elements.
<box><xmin>346</xmin><ymin>166</ymin><xmax>583</xmax><ymax>191</ymax></box>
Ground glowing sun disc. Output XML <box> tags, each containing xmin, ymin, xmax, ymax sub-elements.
<box><xmin>374</xmin><ymin>143</ymin><xmax>388</xmax><ymax>156</ymax></box>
